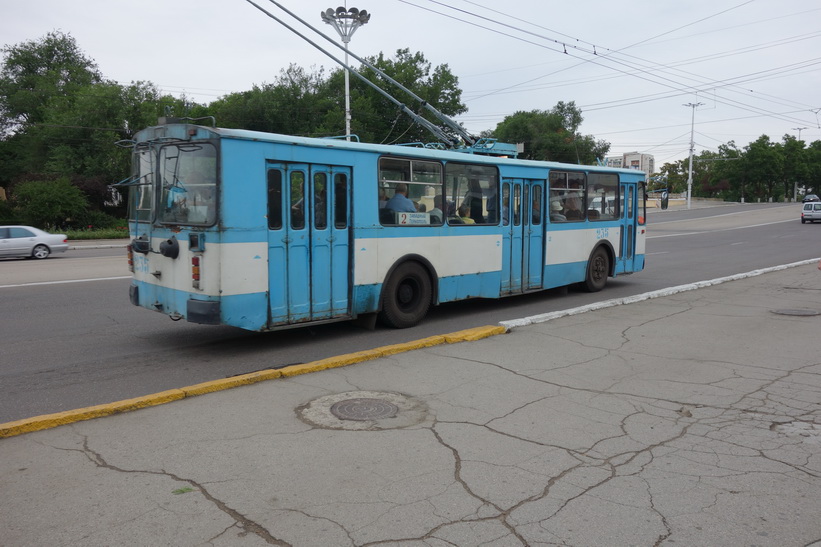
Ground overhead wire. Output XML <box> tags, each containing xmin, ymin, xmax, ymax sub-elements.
<box><xmin>401</xmin><ymin>0</ymin><xmax>820</xmax><ymax>133</ymax></box>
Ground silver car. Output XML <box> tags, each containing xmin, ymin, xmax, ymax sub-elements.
<box><xmin>0</xmin><ymin>225</ymin><xmax>69</xmax><ymax>259</ymax></box>
<box><xmin>801</xmin><ymin>202</ymin><xmax>821</xmax><ymax>224</ymax></box>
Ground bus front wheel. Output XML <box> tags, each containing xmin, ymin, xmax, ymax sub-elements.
<box><xmin>379</xmin><ymin>262</ymin><xmax>432</xmax><ymax>329</ymax></box>
<box><xmin>583</xmin><ymin>247</ymin><xmax>609</xmax><ymax>292</ymax></box>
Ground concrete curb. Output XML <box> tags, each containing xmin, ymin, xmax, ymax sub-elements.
<box><xmin>0</xmin><ymin>325</ymin><xmax>507</xmax><ymax>438</ymax></box>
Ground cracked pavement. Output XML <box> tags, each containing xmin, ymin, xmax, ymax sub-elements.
<box><xmin>1</xmin><ymin>265</ymin><xmax>820</xmax><ymax>546</ymax></box>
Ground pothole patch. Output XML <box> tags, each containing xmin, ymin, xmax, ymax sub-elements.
<box><xmin>770</xmin><ymin>421</ymin><xmax>821</xmax><ymax>445</ymax></box>
<box><xmin>297</xmin><ymin>391</ymin><xmax>429</xmax><ymax>430</ymax></box>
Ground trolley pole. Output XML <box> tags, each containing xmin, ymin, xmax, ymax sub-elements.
<box><xmin>684</xmin><ymin>102</ymin><xmax>703</xmax><ymax>210</ymax></box>
<box><xmin>321</xmin><ymin>6</ymin><xmax>370</xmax><ymax>141</ymax></box>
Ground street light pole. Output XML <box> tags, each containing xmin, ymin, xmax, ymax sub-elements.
<box><xmin>321</xmin><ymin>6</ymin><xmax>370</xmax><ymax>141</ymax></box>
<box><xmin>684</xmin><ymin>102</ymin><xmax>704</xmax><ymax>209</ymax></box>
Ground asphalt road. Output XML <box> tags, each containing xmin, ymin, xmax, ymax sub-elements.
<box><xmin>1</xmin><ymin>202</ymin><xmax>817</xmax><ymax>423</ymax></box>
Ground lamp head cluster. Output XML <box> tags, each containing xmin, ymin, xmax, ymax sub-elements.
<box><xmin>321</xmin><ymin>6</ymin><xmax>370</xmax><ymax>41</ymax></box>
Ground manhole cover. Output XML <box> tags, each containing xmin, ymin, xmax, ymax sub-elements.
<box><xmin>771</xmin><ymin>309</ymin><xmax>821</xmax><ymax>316</ymax></box>
<box><xmin>297</xmin><ymin>391</ymin><xmax>429</xmax><ymax>431</ymax></box>
<box><xmin>330</xmin><ymin>398</ymin><xmax>399</xmax><ymax>421</ymax></box>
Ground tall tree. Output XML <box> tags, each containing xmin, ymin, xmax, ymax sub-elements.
<box><xmin>743</xmin><ymin>135</ymin><xmax>782</xmax><ymax>201</ymax></box>
<box><xmin>0</xmin><ymin>31</ymin><xmax>101</xmax><ymax>135</ymax></box>
<box><xmin>330</xmin><ymin>48</ymin><xmax>467</xmax><ymax>144</ymax></box>
<box><xmin>491</xmin><ymin>102</ymin><xmax>609</xmax><ymax>164</ymax></box>
<box><xmin>778</xmin><ymin>135</ymin><xmax>809</xmax><ymax>201</ymax></box>
<box><xmin>208</xmin><ymin>64</ymin><xmax>331</xmax><ymax>136</ymax></box>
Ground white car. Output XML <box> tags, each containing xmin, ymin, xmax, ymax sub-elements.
<box><xmin>0</xmin><ymin>225</ymin><xmax>69</xmax><ymax>259</ymax></box>
<box><xmin>801</xmin><ymin>202</ymin><xmax>821</xmax><ymax>224</ymax></box>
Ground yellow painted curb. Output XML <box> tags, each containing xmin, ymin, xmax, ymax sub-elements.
<box><xmin>0</xmin><ymin>324</ymin><xmax>508</xmax><ymax>439</ymax></box>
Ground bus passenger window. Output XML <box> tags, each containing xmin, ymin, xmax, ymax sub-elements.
<box><xmin>334</xmin><ymin>173</ymin><xmax>348</xmax><ymax>228</ymax></box>
<box><xmin>586</xmin><ymin>173</ymin><xmax>618</xmax><ymax>221</ymax></box>
<box><xmin>549</xmin><ymin>171</ymin><xmax>586</xmax><ymax>222</ymax></box>
<box><xmin>378</xmin><ymin>156</ymin><xmax>442</xmax><ymax>226</ymax></box>
<box><xmin>267</xmin><ymin>170</ymin><xmax>283</xmax><ymax>230</ymax></box>
<box><xmin>444</xmin><ymin>162</ymin><xmax>500</xmax><ymax>226</ymax></box>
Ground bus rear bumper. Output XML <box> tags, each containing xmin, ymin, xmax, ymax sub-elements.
<box><xmin>187</xmin><ymin>299</ymin><xmax>221</xmax><ymax>325</ymax></box>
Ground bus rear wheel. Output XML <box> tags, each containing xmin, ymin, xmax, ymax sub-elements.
<box><xmin>379</xmin><ymin>262</ymin><xmax>432</xmax><ymax>329</ymax></box>
<box><xmin>582</xmin><ymin>247</ymin><xmax>609</xmax><ymax>292</ymax></box>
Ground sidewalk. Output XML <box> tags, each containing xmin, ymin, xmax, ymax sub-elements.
<box><xmin>69</xmin><ymin>238</ymin><xmax>128</xmax><ymax>250</ymax></box>
<box><xmin>1</xmin><ymin>263</ymin><xmax>820</xmax><ymax>546</ymax></box>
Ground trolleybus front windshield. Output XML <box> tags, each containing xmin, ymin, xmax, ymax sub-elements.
<box><xmin>158</xmin><ymin>143</ymin><xmax>217</xmax><ymax>225</ymax></box>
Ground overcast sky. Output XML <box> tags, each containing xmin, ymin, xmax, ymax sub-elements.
<box><xmin>3</xmin><ymin>0</ymin><xmax>820</xmax><ymax>165</ymax></box>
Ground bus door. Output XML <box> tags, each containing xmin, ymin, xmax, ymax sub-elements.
<box><xmin>266</xmin><ymin>163</ymin><xmax>351</xmax><ymax>325</ymax></box>
<box><xmin>619</xmin><ymin>183</ymin><xmax>636</xmax><ymax>272</ymax></box>
<box><xmin>501</xmin><ymin>179</ymin><xmax>544</xmax><ymax>295</ymax></box>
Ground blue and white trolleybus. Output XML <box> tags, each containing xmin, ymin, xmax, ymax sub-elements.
<box><xmin>123</xmin><ymin>119</ymin><xmax>646</xmax><ymax>330</ymax></box>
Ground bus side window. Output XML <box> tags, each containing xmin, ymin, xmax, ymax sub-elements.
<box><xmin>334</xmin><ymin>173</ymin><xmax>348</xmax><ymax>228</ymax></box>
<box><xmin>267</xmin><ymin>170</ymin><xmax>283</xmax><ymax>230</ymax></box>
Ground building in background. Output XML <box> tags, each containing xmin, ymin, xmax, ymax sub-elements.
<box><xmin>605</xmin><ymin>152</ymin><xmax>654</xmax><ymax>179</ymax></box>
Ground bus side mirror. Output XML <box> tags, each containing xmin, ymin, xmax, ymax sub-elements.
<box><xmin>661</xmin><ymin>191</ymin><xmax>669</xmax><ymax>210</ymax></box>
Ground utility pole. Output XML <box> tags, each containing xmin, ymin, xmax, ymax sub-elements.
<box><xmin>684</xmin><ymin>102</ymin><xmax>704</xmax><ymax>210</ymax></box>
<box><xmin>321</xmin><ymin>5</ymin><xmax>370</xmax><ymax>141</ymax></box>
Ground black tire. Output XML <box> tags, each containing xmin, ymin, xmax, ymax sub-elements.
<box><xmin>582</xmin><ymin>246</ymin><xmax>609</xmax><ymax>292</ymax></box>
<box><xmin>379</xmin><ymin>261</ymin><xmax>432</xmax><ymax>328</ymax></box>
<box><xmin>31</xmin><ymin>244</ymin><xmax>50</xmax><ymax>259</ymax></box>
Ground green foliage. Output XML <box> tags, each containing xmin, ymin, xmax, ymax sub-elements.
<box><xmin>341</xmin><ymin>48</ymin><xmax>467</xmax><ymax>144</ymax></box>
<box><xmin>208</xmin><ymin>65</ymin><xmax>332</xmax><ymax>136</ymax></box>
<box><xmin>207</xmin><ymin>49</ymin><xmax>466</xmax><ymax>146</ymax></box>
<box><xmin>65</xmin><ymin>226</ymin><xmax>129</xmax><ymax>240</ymax></box>
<box><xmin>0</xmin><ymin>31</ymin><xmax>101</xmax><ymax>135</ymax></box>
<box><xmin>490</xmin><ymin>102</ymin><xmax>609</xmax><ymax>164</ymax></box>
<box><xmin>11</xmin><ymin>178</ymin><xmax>88</xmax><ymax>229</ymax></box>
<box><xmin>657</xmin><ymin>134</ymin><xmax>821</xmax><ymax>202</ymax></box>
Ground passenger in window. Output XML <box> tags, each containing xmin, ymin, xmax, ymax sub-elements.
<box><xmin>532</xmin><ymin>194</ymin><xmax>542</xmax><ymax>224</ymax></box>
<box><xmin>385</xmin><ymin>183</ymin><xmax>416</xmax><ymax>213</ymax></box>
<box><xmin>463</xmin><ymin>179</ymin><xmax>485</xmax><ymax>223</ymax></box>
<box><xmin>563</xmin><ymin>195</ymin><xmax>583</xmax><ymax>220</ymax></box>
<box><xmin>550</xmin><ymin>200</ymin><xmax>566</xmax><ymax>222</ymax></box>
<box><xmin>485</xmin><ymin>188</ymin><xmax>499</xmax><ymax>223</ymax></box>
<box><xmin>457</xmin><ymin>203</ymin><xmax>476</xmax><ymax>224</ymax></box>
<box><xmin>378</xmin><ymin>188</ymin><xmax>388</xmax><ymax>208</ymax></box>
<box><xmin>429</xmin><ymin>195</ymin><xmax>444</xmax><ymax>224</ymax></box>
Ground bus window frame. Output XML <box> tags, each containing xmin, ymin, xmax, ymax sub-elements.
<box><xmin>444</xmin><ymin>162</ymin><xmax>500</xmax><ymax>226</ymax></box>
<box><xmin>378</xmin><ymin>156</ymin><xmax>443</xmax><ymax>226</ymax></box>
<box><xmin>549</xmin><ymin>170</ymin><xmax>586</xmax><ymax>223</ymax></box>
<box><xmin>128</xmin><ymin>146</ymin><xmax>155</xmax><ymax>224</ymax></box>
<box><xmin>157</xmin><ymin>141</ymin><xmax>219</xmax><ymax>227</ymax></box>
